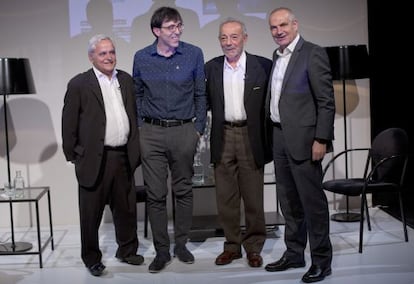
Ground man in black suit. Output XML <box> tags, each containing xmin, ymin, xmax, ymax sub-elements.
<box><xmin>264</xmin><ymin>8</ymin><xmax>335</xmax><ymax>283</ymax></box>
<box><xmin>205</xmin><ymin>18</ymin><xmax>272</xmax><ymax>268</ymax></box>
<box><xmin>62</xmin><ymin>34</ymin><xmax>143</xmax><ymax>277</ymax></box>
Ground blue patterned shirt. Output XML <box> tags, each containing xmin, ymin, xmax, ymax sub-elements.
<box><xmin>132</xmin><ymin>40</ymin><xmax>207</xmax><ymax>134</ymax></box>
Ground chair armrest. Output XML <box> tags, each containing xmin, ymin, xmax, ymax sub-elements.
<box><xmin>322</xmin><ymin>148</ymin><xmax>370</xmax><ymax>178</ymax></box>
<box><xmin>366</xmin><ymin>154</ymin><xmax>408</xmax><ymax>185</ymax></box>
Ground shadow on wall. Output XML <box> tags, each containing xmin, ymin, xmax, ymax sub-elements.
<box><xmin>0</xmin><ymin>97</ymin><xmax>57</xmax><ymax>174</ymax></box>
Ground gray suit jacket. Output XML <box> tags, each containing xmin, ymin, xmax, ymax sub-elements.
<box><xmin>62</xmin><ymin>69</ymin><xmax>140</xmax><ymax>187</ymax></box>
<box><xmin>206</xmin><ymin>52</ymin><xmax>273</xmax><ymax>167</ymax></box>
<box><xmin>265</xmin><ymin>37</ymin><xmax>335</xmax><ymax>161</ymax></box>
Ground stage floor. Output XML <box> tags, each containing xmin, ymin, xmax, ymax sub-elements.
<box><xmin>0</xmin><ymin>207</ymin><xmax>413</xmax><ymax>284</ymax></box>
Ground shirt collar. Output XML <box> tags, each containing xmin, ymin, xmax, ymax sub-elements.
<box><xmin>224</xmin><ymin>51</ymin><xmax>246</xmax><ymax>72</ymax></box>
<box><xmin>277</xmin><ymin>34</ymin><xmax>300</xmax><ymax>56</ymax></box>
<box><xmin>92</xmin><ymin>66</ymin><xmax>117</xmax><ymax>80</ymax></box>
<box><xmin>150</xmin><ymin>39</ymin><xmax>183</xmax><ymax>56</ymax></box>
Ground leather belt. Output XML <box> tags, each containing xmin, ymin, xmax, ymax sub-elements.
<box><xmin>104</xmin><ymin>145</ymin><xmax>127</xmax><ymax>152</ymax></box>
<box><xmin>143</xmin><ymin>117</ymin><xmax>192</xmax><ymax>127</ymax></box>
<box><xmin>272</xmin><ymin>122</ymin><xmax>282</xmax><ymax>129</ymax></box>
<box><xmin>224</xmin><ymin>120</ymin><xmax>247</xmax><ymax>127</ymax></box>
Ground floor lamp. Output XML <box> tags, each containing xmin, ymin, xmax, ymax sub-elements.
<box><xmin>325</xmin><ymin>45</ymin><xmax>369</xmax><ymax>222</ymax></box>
<box><xmin>0</xmin><ymin>58</ymin><xmax>36</xmax><ymax>252</ymax></box>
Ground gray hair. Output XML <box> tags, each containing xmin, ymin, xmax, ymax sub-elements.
<box><xmin>88</xmin><ymin>34</ymin><xmax>115</xmax><ymax>55</ymax></box>
<box><xmin>269</xmin><ymin>7</ymin><xmax>297</xmax><ymax>22</ymax></box>
<box><xmin>218</xmin><ymin>17</ymin><xmax>248</xmax><ymax>37</ymax></box>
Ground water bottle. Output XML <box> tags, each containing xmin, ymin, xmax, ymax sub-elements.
<box><xmin>192</xmin><ymin>152</ymin><xmax>204</xmax><ymax>185</ymax></box>
<box><xmin>13</xmin><ymin>170</ymin><xmax>25</xmax><ymax>198</ymax></box>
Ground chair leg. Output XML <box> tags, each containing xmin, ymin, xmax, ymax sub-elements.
<box><xmin>359</xmin><ymin>194</ymin><xmax>367</xmax><ymax>253</ymax></box>
<box><xmin>398</xmin><ymin>192</ymin><xmax>408</xmax><ymax>242</ymax></box>
<box><xmin>365</xmin><ymin>195</ymin><xmax>371</xmax><ymax>231</ymax></box>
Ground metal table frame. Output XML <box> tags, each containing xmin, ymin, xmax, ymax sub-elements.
<box><xmin>0</xmin><ymin>186</ymin><xmax>54</xmax><ymax>268</ymax></box>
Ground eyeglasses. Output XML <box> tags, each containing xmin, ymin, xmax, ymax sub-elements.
<box><xmin>160</xmin><ymin>23</ymin><xmax>184</xmax><ymax>32</ymax></box>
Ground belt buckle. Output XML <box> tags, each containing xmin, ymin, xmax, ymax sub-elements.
<box><xmin>160</xmin><ymin>120</ymin><xmax>168</xmax><ymax>127</ymax></box>
<box><xmin>163</xmin><ymin>120</ymin><xmax>175</xmax><ymax>127</ymax></box>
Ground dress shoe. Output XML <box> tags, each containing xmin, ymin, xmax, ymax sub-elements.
<box><xmin>117</xmin><ymin>254</ymin><xmax>144</xmax><ymax>265</ymax></box>
<box><xmin>174</xmin><ymin>245</ymin><xmax>195</xmax><ymax>264</ymax></box>
<box><xmin>265</xmin><ymin>256</ymin><xmax>305</xmax><ymax>272</ymax></box>
<box><xmin>247</xmin><ymin>252</ymin><xmax>263</xmax><ymax>267</ymax></box>
<box><xmin>148</xmin><ymin>252</ymin><xmax>171</xmax><ymax>273</ymax></box>
<box><xmin>301</xmin><ymin>265</ymin><xmax>331</xmax><ymax>283</ymax></box>
<box><xmin>215</xmin><ymin>251</ymin><xmax>242</xmax><ymax>265</ymax></box>
<box><xmin>87</xmin><ymin>262</ymin><xmax>106</xmax><ymax>277</ymax></box>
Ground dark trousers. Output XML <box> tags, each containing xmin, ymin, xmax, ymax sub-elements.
<box><xmin>78</xmin><ymin>149</ymin><xmax>138</xmax><ymax>267</ymax></box>
<box><xmin>215</xmin><ymin>125</ymin><xmax>266</xmax><ymax>254</ymax></box>
<box><xmin>272</xmin><ymin>126</ymin><xmax>332</xmax><ymax>268</ymax></box>
<box><xmin>139</xmin><ymin>122</ymin><xmax>199</xmax><ymax>253</ymax></box>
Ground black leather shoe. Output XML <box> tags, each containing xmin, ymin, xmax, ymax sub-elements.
<box><xmin>174</xmin><ymin>245</ymin><xmax>195</xmax><ymax>264</ymax></box>
<box><xmin>148</xmin><ymin>253</ymin><xmax>171</xmax><ymax>273</ymax></box>
<box><xmin>117</xmin><ymin>254</ymin><xmax>144</xmax><ymax>265</ymax></box>
<box><xmin>302</xmin><ymin>265</ymin><xmax>332</xmax><ymax>283</ymax></box>
<box><xmin>265</xmin><ymin>256</ymin><xmax>305</xmax><ymax>272</ymax></box>
<box><xmin>87</xmin><ymin>262</ymin><xmax>106</xmax><ymax>277</ymax></box>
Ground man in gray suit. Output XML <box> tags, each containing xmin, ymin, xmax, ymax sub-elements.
<box><xmin>264</xmin><ymin>8</ymin><xmax>335</xmax><ymax>283</ymax></box>
<box><xmin>62</xmin><ymin>34</ymin><xmax>143</xmax><ymax>277</ymax></box>
<box><xmin>205</xmin><ymin>18</ymin><xmax>272</xmax><ymax>268</ymax></box>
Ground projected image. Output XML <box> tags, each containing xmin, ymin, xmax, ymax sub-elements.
<box><xmin>68</xmin><ymin>0</ymin><xmax>273</xmax><ymax>42</ymax></box>
<box><xmin>69</xmin><ymin>0</ymin><xmax>142</xmax><ymax>42</ymax></box>
<box><xmin>203</xmin><ymin>0</ymin><xmax>273</xmax><ymax>14</ymax></box>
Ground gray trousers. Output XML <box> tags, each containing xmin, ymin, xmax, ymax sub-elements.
<box><xmin>272</xmin><ymin>126</ymin><xmax>332</xmax><ymax>268</ymax></box>
<box><xmin>139</xmin><ymin>122</ymin><xmax>199</xmax><ymax>253</ymax></box>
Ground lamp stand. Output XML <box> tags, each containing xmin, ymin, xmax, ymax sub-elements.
<box><xmin>330</xmin><ymin>79</ymin><xmax>360</xmax><ymax>222</ymax></box>
<box><xmin>0</xmin><ymin>94</ymin><xmax>33</xmax><ymax>253</ymax></box>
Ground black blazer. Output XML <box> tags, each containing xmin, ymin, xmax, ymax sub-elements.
<box><xmin>62</xmin><ymin>69</ymin><xmax>140</xmax><ymax>187</ymax></box>
<box><xmin>205</xmin><ymin>52</ymin><xmax>273</xmax><ymax>167</ymax></box>
<box><xmin>265</xmin><ymin>37</ymin><xmax>335</xmax><ymax>161</ymax></box>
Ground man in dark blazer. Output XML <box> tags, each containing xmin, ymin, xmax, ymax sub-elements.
<box><xmin>62</xmin><ymin>34</ymin><xmax>143</xmax><ymax>277</ymax></box>
<box><xmin>205</xmin><ymin>18</ymin><xmax>272</xmax><ymax>268</ymax></box>
<box><xmin>264</xmin><ymin>8</ymin><xmax>335</xmax><ymax>283</ymax></box>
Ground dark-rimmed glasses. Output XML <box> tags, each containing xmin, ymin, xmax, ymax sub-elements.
<box><xmin>161</xmin><ymin>23</ymin><xmax>184</xmax><ymax>32</ymax></box>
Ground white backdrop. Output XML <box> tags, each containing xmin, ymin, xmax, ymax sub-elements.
<box><xmin>0</xmin><ymin>0</ymin><xmax>369</xmax><ymax>227</ymax></box>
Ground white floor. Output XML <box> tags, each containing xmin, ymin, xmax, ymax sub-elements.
<box><xmin>1</xmin><ymin>208</ymin><xmax>414</xmax><ymax>284</ymax></box>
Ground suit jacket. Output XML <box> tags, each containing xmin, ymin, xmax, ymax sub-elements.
<box><xmin>265</xmin><ymin>37</ymin><xmax>335</xmax><ymax>161</ymax></box>
<box><xmin>205</xmin><ymin>52</ymin><xmax>273</xmax><ymax>167</ymax></box>
<box><xmin>62</xmin><ymin>69</ymin><xmax>140</xmax><ymax>187</ymax></box>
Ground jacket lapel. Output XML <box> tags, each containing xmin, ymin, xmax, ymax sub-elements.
<box><xmin>87</xmin><ymin>69</ymin><xmax>105</xmax><ymax>109</ymax></box>
<box><xmin>244</xmin><ymin>53</ymin><xmax>257</xmax><ymax>104</ymax></box>
<box><xmin>213</xmin><ymin>58</ymin><xmax>225</xmax><ymax>105</ymax></box>
<box><xmin>282</xmin><ymin>37</ymin><xmax>304</xmax><ymax>92</ymax></box>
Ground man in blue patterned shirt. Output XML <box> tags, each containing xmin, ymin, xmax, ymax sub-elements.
<box><xmin>132</xmin><ymin>6</ymin><xmax>207</xmax><ymax>273</ymax></box>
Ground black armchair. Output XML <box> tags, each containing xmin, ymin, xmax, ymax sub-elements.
<box><xmin>322</xmin><ymin>128</ymin><xmax>409</xmax><ymax>253</ymax></box>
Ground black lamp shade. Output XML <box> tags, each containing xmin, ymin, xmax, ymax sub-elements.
<box><xmin>325</xmin><ymin>45</ymin><xmax>369</xmax><ymax>80</ymax></box>
<box><xmin>0</xmin><ymin>58</ymin><xmax>36</xmax><ymax>95</ymax></box>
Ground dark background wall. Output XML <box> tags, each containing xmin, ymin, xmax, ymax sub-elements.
<box><xmin>368</xmin><ymin>0</ymin><xmax>413</xmax><ymax>225</ymax></box>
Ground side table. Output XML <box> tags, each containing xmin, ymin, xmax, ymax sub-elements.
<box><xmin>183</xmin><ymin>175</ymin><xmax>284</xmax><ymax>242</ymax></box>
<box><xmin>0</xmin><ymin>186</ymin><xmax>54</xmax><ymax>268</ymax></box>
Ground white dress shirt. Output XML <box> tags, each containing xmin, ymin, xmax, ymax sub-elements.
<box><xmin>223</xmin><ymin>51</ymin><xmax>247</xmax><ymax>122</ymax></box>
<box><xmin>270</xmin><ymin>34</ymin><xmax>300</xmax><ymax>123</ymax></box>
<box><xmin>93</xmin><ymin>67</ymin><xmax>129</xmax><ymax>147</ymax></box>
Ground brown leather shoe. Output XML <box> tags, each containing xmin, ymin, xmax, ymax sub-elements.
<box><xmin>247</xmin><ymin>252</ymin><xmax>263</xmax><ymax>267</ymax></box>
<box><xmin>215</xmin><ymin>251</ymin><xmax>242</xmax><ymax>265</ymax></box>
